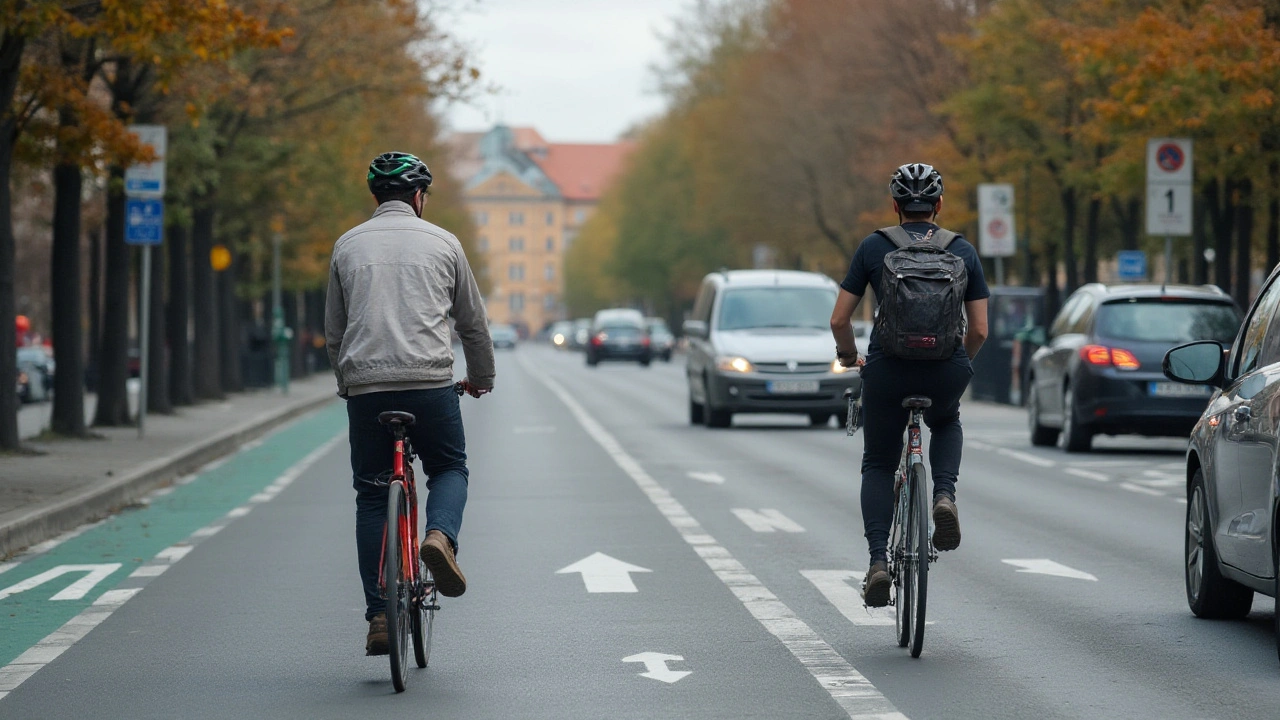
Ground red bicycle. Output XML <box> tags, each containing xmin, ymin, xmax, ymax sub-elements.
<box><xmin>375</xmin><ymin>383</ymin><xmax>470</xmax><ymax>692</ymax></box>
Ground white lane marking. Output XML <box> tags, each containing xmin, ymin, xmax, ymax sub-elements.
<box><xmin>149</xmin><ymin>486</ymin><xmax>176</xmax><ymax>498</ymax></box>
<box><xmin>622</xmin><ymin>652</ymin><xmax>691</xmax><ymax>684</ymax></box>
<box><xmin>556</xmin><ymin>552</ymin><xmax>651</xmax><ymax>593</ymax></box>
<box><xmin>128</xmin><ymin>565</ymin><xmax>168</xmax><ymax>578</ymax></box>
<box><xmin>996</xmin><ymin>448</ymin><xmax>1056</xmax><ymax>467</ymax></box>
<box><xmin>1065</xmin><ymin>468</ymin><xmax>1110</xmax><ymax>482</ymax></box>
<box><xmin>687</xmin><ymin>471</ymin><xmax>726</xmax><ymax>485</ymax></box>
<box><xmin>190</xmin><ymin>525</ymin><xmax>223</xmax><ymax>539</ymax></box>
<box><xmin>0</xmin><ymin>564</ymin><xmax>123</xmax><ymax>601</ymax></box>
<box><xmin>1002</xmin><ymin>559</ymin><xmax>1098</xmax><ymax>581</ymax></box>
<box><xmin>1175</xmin><ymin>498</ymin><xmax>1188</xmax><ymax>505</ymax></box>
<box><xmin>801</xmin><ymin>571</ymin><xmax>893</xmax><ymax>626</ymax></box>
<box><xmin>0</xmin><ymin>563</ymin><xmax>16</xmax><ymax>577</ymax></box>
<box><xmin>523</xmin><ymin>357</ymin><xmax>906</xmax><ymax>720</ymax></box>
<box><xmin>1119</xmin><ymin>482</ymin><xmax>1165</xmax><ymax>497</ymax></box>
<box><xmin>513</xmin><ymin>425</ymin><xmax>557</xmax><ymax>434</ymax></box>
<box><xmin>155</xmin><ymin>545</ymin><xmax>193</xmax><ymax>562</ymax></box>
<box><xmin>226</xmin><ymin>507</ymin><xmax>251</xmax><ymax>519</ymax></box>
<box><xmin>967</xmin><ymin>440</ymin><xmax>994</xmax><ymax>451</ymax></box>
<box><xmin>0</xmin><ymin>432</ymin><xmax>344</xmax><ymax>703</ymax></box>
<box><xmin>732</xmin><ymin>508</ymin><xmax>806</xmax><ymax>533</ymax></box>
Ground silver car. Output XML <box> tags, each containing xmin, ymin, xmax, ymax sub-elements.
<box><xmin>683</xmin><ymin>270</ymin><xmax>861</xmax><ymax>428</ymax></box>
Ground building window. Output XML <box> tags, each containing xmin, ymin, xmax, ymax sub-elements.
<box><xmin>509</xmin><ymin>263</ymin><xmax>525</xmax><ymax>281</ymax></box>
<box><xmin>544</xmin><ymin>263</ymin><xmax>555</xmax><ymax>281</ymax></box>
<box><xmin>478</xmin><ymin>236</ymin><xmax>489</xmax><ymax>252</ymax></box>
<box><xmin>546</xmin><ymin>212</ymin><xmax>554</xmax><ymax>225</ymax></box>
<box><xmin>574</xmin><ymin>209</ymin><xmax>587</xmax><ymax>224</ymax></box>
<box><xmin>509</xmin><ymin>211</ymin><xmax>525</xmax><ymax>225</ymax></box>
<box><xmin>545</xmin><ymin>237</ymin><xmax>555</xmax><ymax>252</ymax></box>
<box><xmin>509</xmin><ymin>236</ymin><xmax>524</xmax><ymax>252</ymax></box>
<box><xmin>543</xmin><ymin>295</ymin><xmax>557</xmax><ymax>311</ymax></box>
<box><xmin>475</xmin><ymin>211</ymin><xmax>488</xmax><ymax>226</ymax></box>
<box><xmin>509</xmin><ymin>293</ymin><xmax>524</xmax><ymax>313</ymax></box>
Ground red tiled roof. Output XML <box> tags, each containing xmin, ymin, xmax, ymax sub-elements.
<box><xmin>534</xmin><ymin>142</ymin><xmax>637</xmax><ymax>202</ymax></box>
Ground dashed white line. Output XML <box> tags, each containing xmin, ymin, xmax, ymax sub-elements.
<box><xmin>1065</xmin><ymin>468</ymin><xmax>1110</xmax><ymax>482</ymax></box>
<box><xmin>524</xmin><ymin>357</ymin><xmax>907</xmax><ymax>720</ymax></box>
<box><xmin>1119</xmin><ymin>482</ymin><xmax>1166</xmax><ymax>497</ymax></box>
<box><xmin>996</xmin><ymin>448</ymin><xmax>1056</xmax><ymax>467</ymax></box>
<box><xmin>801</xmin><ymin>570</ymin><xmax>893</xmax><ymax>627</ymax></box>
<box><xmin>732</xmin><ymin>508</ymin><xmax>806</xmax><ymax>533</ymax></box>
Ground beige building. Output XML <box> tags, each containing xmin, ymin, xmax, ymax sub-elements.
<box><xmin>450</xmin><ymin>126</ymin><xmax>633</xmax><ymax>335</ymax></box>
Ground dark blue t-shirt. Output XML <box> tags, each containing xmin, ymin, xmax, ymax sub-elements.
<box><xmin>840</xmin><ymin>222</ymin><xmax>990</xmax><ymax>362</ymax></box>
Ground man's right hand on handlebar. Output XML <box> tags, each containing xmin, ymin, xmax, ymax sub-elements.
<box><xmin>459</xmin><ymin>380</ymin><xmax>492</xmax><ymax>398</ymax></box>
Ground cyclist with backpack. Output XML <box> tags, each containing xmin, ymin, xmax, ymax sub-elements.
<box><xmin>829</xmin><ymin>163</ymin><xmax>989</xmax><ymax>607</ymax></box>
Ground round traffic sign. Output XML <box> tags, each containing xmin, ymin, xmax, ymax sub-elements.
<box><xmin>1156</xmin><ymin>143</ymin><xmax>1185</xmax><ymax>173</ymax></box>
<box><xmin>987</xmin><ymin>217</ymin><xmax>1009</xmax><ymax>240</ymax></box>
<box><xmin>210</xmin><ymin>244</ymin><xmax>232</xmax><ymax>272</ymax></box>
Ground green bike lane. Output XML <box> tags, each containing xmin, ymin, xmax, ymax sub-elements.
<box><xmin>0</xmin><ymin>403</ymin><xmax>345</xmax><ymax>672</ymax></box>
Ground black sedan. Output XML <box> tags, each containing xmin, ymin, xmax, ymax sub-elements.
<box><xmin>586</xmin><ymin>321</ymin><xmax>651</xmax><ymax>367</ymax></box>
<box><xmin>1027</xmin><ymin>283</ymin><xmax>1240</xmax><ymax>452</ymax></box>
<box><xmin>1163</xmin><ymin>264</ymin><xmax>1280</xmax><ymax>660</ymax></box>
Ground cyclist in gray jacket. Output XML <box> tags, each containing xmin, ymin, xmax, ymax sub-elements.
<box><xmin>325</xmin><ymin>151</ymin><xmax>494</xmax><ymax>656</ymax></box>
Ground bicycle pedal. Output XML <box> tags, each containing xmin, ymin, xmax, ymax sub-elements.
<box><xmin>424</xmin><ymin>604</ymin><xmax>440</xmax><ymax>612</ymax></box>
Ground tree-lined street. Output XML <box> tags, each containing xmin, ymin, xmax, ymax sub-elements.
<box><xmin>3</xmin><ymin>348</ymin><xmax>1277</xmax><ymax>719</ymax></box>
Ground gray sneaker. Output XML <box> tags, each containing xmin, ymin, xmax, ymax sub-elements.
<box><xmin>932</xmin><ymin>495</ymin><xmax>961</xmax><ymax>551</ymax></box>
<box><xmin>863</xmin><ymin>562</ymin><xmax>890</xmax><ymax>607</ymax></box>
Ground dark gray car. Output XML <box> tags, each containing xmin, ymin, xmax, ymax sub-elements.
<box><xmin>1163</xmin><ymin>264</ymin><xmax>1280</xmax><ymax>661</ymax></box>
<box><xmin>683</xmin><ymin>270</ymin><xmax>860</xmax><ymax>429</ymax></box>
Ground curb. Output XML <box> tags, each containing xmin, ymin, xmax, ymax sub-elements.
<box><xmin>0</xmin><ymin>392</ymin><xmax>338</xmax><ymax>559</ymax></box>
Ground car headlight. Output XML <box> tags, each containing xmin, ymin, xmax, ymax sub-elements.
<box><xmin>831</xmin><ymin>359</ymin><xmax>855</xmax><ymax>374</ymax></box>
<box><xmin>553</xmin><ymin>333</ymin><xmax>565</xmax><ymax>345</ymax></box>
<box><xmin>716</xmin><ymin>356</ymin><xmax>754</xmax><ymax>373</ymax></box>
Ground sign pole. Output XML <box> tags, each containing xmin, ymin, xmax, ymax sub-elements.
<box><xmin>137</xmin><ymin>245</ymin><xmax>151</xmax><ymax>439</ymax></box>
<box><xmin>1164</xmin><ymin>235</ymin><xmax>1173</xmax><ymax>285</ymax></box>
<box><xmin>995</xmin><ymin>256</ymin><xmax>1005</xmax><ymax>286</ymax></box>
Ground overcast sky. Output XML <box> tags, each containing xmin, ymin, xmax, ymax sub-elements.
<box><xmin>440</xmin><ymin>0</ymin><xmax>691</xmax><ymax>143</ymax></box>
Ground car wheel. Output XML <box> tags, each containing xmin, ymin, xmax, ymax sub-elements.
<box><xmin>1186</xmin><ymin>469</ymin><xmax>1253</xmax><ymax>619</ymax></box>
<box><xmin>1028</xmin><ymin>382</ymin><xmax>1059</xmax><ymax>447</ymax></box>
<box><xmin>1274</xmin><ymin>545</ymin><xmax>1279</xmax><ymax>664</ymax></box>
<box><xmin>809</xmin><ymin>412</ymin><xmax>833</xmax><ymax>427</ymax></box>
<box><xmin>640</xmin><ymin>358</ymin><xmax>651</xmax><ymax>367</ymax></box>
<box><xmin>1060</xmin><ymin>386</ymin><xmax>1092</xmax><ymax>453</ymax></box>
<box><xmin>586</xmin><ymin>354</ymin><xmax>598</xmax><ymax>367</ymax></box>
<box><xmin>705</xmin><ymin>406</ymin><xmax>732</xmax><ymax>428</ymax></box>
<box><xmin>689</xmin><ymin>398</ymin><xmax>705</xmax><ymax>425</ymax></box>
<box><xmin>663</xmin><ymin>351</ymin><xmax>672</xmax><ymax>362</ymax></box>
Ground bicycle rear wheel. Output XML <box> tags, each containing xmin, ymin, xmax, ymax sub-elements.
<box><xmin>908</xmin><ymin>461</ymin><xmax>929</xmax><ymax>658</ymax></box>
<box><xmin>412</xmin><ymin>571</ymin><xmax>435</xmax><ymax>668</ymax></box>
<box><xmin>893</xmin><ymin>472</ymin><xmax>912</xmax><ymax>649</ymax></box>
<box><xmin>385</xmin><ymin>481</ymin><xmax>412</xmax><ymax>692</ymax></box>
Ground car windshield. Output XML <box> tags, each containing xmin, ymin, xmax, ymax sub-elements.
<box><xmin>1095</xmin><ymin>300</ymin><xmax>1239</xmax><ymax>344</ymax></box>
<box><xmin>716</xmin><ymin>287</ymin><xmax>836</xmax><ymax>331</ymax></box>
<box><xmin>601</xmin><ymin>324</ymin><xmax>643</xmax><ymax>337</ymax></box>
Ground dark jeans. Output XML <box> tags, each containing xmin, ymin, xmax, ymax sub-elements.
<box><xmin>860</xmin><ymin>357</ymin><xmax>972</xmax><ymax>564</ymax></box>
<box><xmin>347</xmin><ymin>387</ymin><xmax>469</xmax><ymax>620</ymax></box>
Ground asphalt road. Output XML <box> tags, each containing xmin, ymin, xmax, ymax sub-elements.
<box><xmin>3</xmin><ymin>346</ymin><xmax>1279</xmax><ymax>719</ymax></box>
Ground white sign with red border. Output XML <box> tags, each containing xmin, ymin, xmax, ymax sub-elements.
<box><xmin>977</xmin><ymin>183</ymin><xmax>1016</xmax><ymax>258</ymax></box>
<box><xmin>1146</xmin><ymin>138</ymin><xmax>1193</xmax><ymax>236</ymax></box>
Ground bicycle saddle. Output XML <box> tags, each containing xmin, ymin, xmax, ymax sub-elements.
<box><xmin>377</xmin><ymin>411</ymin><xmax>417</xmax><ymax>427</ymax></box>
<box><xmin>901</xmin><ymin>396</ymin><xmax>932</xmax><ymax>409</ymax></box>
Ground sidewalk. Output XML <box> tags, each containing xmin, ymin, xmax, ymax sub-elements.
<box><xmin>0</xmin><ymin>375</ymin><xmax>339</xmax><ymax>559</ymax></box>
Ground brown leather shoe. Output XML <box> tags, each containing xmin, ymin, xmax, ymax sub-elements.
<box><xmin>863</xmin><ymin>562</ymin><xmax>890</xmax><ymax>607</ymax></box>
<box><xmin>366</xmin><ymin>613</ymin><xmax>388</xmax><ymax>656</ymax></box>
<box><xmin>932</xmin><ymin>495</ymin><xmax>961</xmax><ymax>551</ymax></box>
<box><xmin>420</xmin><ymin>530</ymin><xmax>467</xmax><ymax>597</ymax></box>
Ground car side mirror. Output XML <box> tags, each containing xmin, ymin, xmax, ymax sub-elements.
<box><xmin>682</xmin><ymin>320</ymin><xmax>708</xmax><ymax>339</ymax></box>
<box><xmin>1163</xmin><ymin>341</ymin><xmax>1225</xmax><ymax>388</ymax></box>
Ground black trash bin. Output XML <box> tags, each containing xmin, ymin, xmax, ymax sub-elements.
<box><xmin>970</xmin><ymin>287</ymin><xmax>1046</xmax><ymax>406</ymax></box>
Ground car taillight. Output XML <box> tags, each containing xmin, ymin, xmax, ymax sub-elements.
<box><xmin>1080</xmin><ymin>344</ymin><xmax>1140</xmax><ymax>370</ymax></box>
<box><xmin>591</xmin><ymin>334</ymin><xmax>604</xmax><ymax>346</ymax></box>
<box><xmin>641</xmin><ymin>336</ymin><xmax>651</xmax><ymax>347</ymax></box>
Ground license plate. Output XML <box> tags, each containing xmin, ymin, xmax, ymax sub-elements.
<box><xmin>766</xmin><ymin>380</ymin><xmax>820</xmax><ymax>394</ymax></box>
<box><xmin>1149</xmin><ymin>381</ymin><xmax>1212</xmax><ymax>398</ymax></box>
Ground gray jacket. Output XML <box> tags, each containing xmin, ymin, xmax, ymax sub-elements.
<box><xmin>325</xmin><ymin>202</ymin><xmax>494</xmax><ymax>396</ymax></box>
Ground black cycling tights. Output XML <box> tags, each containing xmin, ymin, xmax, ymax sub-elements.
<box><xmin>859</xmin><ymin>357</ymin><xmax>972</xmax><ymax>564</ymax></box>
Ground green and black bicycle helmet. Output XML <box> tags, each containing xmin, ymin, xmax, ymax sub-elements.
<box><xmin>367</xmin><ymin>152</ymin><xmax>433</xmax><ymax>196</ymax></box>
<box><xmin>889</xmin><ymin>163</ymin><xmax>944</xmax><ymax>212</ymax></box>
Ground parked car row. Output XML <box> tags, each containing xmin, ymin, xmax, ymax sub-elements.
<box><xmin>16</xmin><ymin>346</ymin><xmax>54</xmax><ymax>404</ymax></box>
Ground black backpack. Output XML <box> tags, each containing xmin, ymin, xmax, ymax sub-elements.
<box><xmin>874</xmin><ymin>225</ymin><xmax>968</xmax><ymax>360</ymax></box>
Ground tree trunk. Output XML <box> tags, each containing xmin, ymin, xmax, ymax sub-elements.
<box><xmin>1205</xmin><ymin>178</ymin><xmax>1235</xmax><ymax>295</ymax></box>
<box><xmin>147</xmin><ymin>241</ymin><xmax>170</xmax><ymax>413</ymax></box>
<box><xmin>1267</xmin><ymin>159</ymin><xmax>1279</xmax><ymax>273</ymax></box>
<box><xmin>167</xmin><ymin>222</ymin><xmax>192</xmax><ymax>406</ymax></box>
<box><xmin>1235</xmin><ymin>178</ymin><xmax>1255</xmax><ymax>308</ymax></box>
<box><xmin>1111</xmin><ymin>197</ymin><xmax>1141</xmax><ymax>252</ymax></box>
<box><xmin>1083</xmin><ymin>195</ymin><xmax>1100</xmax><ymax>284</ymax></box>
<box><xmin>1060</xmin><ymin>187</ymin><xmax>1078</xmax><ymax>293</ymax></box>
<box><xmin>191</xmin><ymin>195</ymin><xmax>221</xmax><ymax>399</ymax></box>
<box><xmin>1193</xmin><ymin>193</ymin><xmax>1209</xmax><ymax>284</ymax></box>
<box><xmin>0</xmin><ymin>30</ymin><xmax>28</xmax><ymax>450</ymax></box>
<box><xmin>93</xmin><ymin>168</ymin><xmax>131</xmax><ymax>426</ymax></box>
<box><xmin>50</xmin><ymin>156</ymin><xmax>86</xmax><ymax>435</ymax></box>
<box><xmin>217</xmin><ymin>254</ymin><xmax>242</xmax><ymax>393</ymax></box>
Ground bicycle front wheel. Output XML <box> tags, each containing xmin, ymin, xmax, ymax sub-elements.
<box><xmin>908</xmin><ymin>461</ymin><xmax>929</xmax><ymax>658</ymax></box>
<box><xmin>893</xmin><ymin>469</ymin><xmax>911</xmax><ymax>649</ymax></box>
<box><xmin>385</xmin><ymin>481</ymin><xmax>412</xmax><ymax>692</ymax></box>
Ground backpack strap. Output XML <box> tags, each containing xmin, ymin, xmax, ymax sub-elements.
<box><xmin>877</xmin><ymin>225</ymin><xmax>960</xmax><ymax>251</ymax></box>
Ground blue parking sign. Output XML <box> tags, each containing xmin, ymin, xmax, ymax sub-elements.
<box><xmin>125</xmin><ymin>198</ymin><xmax>164</xmax><ymax>245</ymax></box>
<box><xmin>1117</xmin><ymin>250</ymin><xmax>1147</xmax><ymax>281</ymax></box>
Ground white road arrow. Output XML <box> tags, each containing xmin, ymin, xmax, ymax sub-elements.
<box><xmin>0</xmin><ymin>563</ymin><xmax>123</xmax><ymax>601</ymax></box>
<box><xmin>686</xmin><ymin>471</ymin><xmax>725</xmax><ymax>485</ymax></box>
<box><xmin>1002</xmin><ymin>559</ymin><xmax>1097</xmax><ymax>581</ymax></box>
<box><xmin>622</xmin><ymin>652</ymin><xmax>691</xmax><ymax>684</ymax></box>
<box><xmin>556</xmin><ymin>552</ymin><xmax>651</xmax><ymax>593</ymax></box>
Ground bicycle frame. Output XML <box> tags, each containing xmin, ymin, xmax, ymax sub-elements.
<box><xmin>378</xmin><ymin>431</ymin><xmax>427</xmax><ymax>603</ymax></box>
<box><xmin>889</xmin><ymin>408</ymin><xmax>927</xmax><ymax>599</ymax></box>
